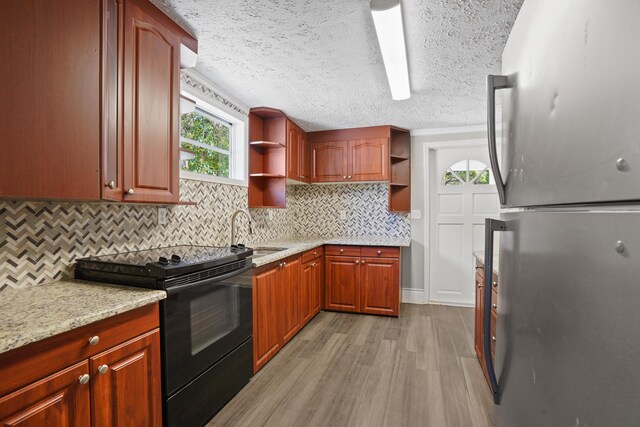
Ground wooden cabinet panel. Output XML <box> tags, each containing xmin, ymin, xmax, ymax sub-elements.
<box><xmin>122</xmin><ymin>0</ymin><xmax>180</xmax><ymax>203</ymax></box>
<box><xmin>286</xmin><ymin>121</ymin><xmax>301</xmax><ymax>181</ymax></box>
<box><xmin>474</xmin><ymin>275</ymin><xmax>485</xmax><ymax>362</ymax></box>
<box><xmin>90</xmin><ymin>329</ymin><xmax>161</xmax><ymax>427</ymax></box>
<box><xmin>360</xmin><ymin>246</ymin><xmax>400</xmax><ymax>259</ymax></box>
<box><xmin>0</xmin><ymin>0</ymin><xmax>101</xmax><ymax>201</ymax></box>
<box><xmin>280</xmin><ymin>257</ymin><xmax>301</xmax><ymax>344</ymax></box>
<box><xmin>311</xmin><ymin>142</ymin><xmax>348</xmax><ymax>182</ymax></box>
<box><xmin>301</xmin><ymin>246</ymin><xmax>324</xmax><ymax>264</ymax></box>
<box><xmin>253</xmin><ymin>266</ymin><xmax>281</xmax><ymax>372</ymax></box>
<box><xmin>300</xmin><ymin>131</ymin><xmax>310</xmax><ymax>182</ymax></box>
<box><xmin>325</xmin><ymin>256</ymin><xmax>360</xmax><ymax>313</ymax></box>
<box><xmin>348</xmin><ymin>138</ymin><xmax>389</xmax><ymax>181</ymax></box>
<box><xmin>311</xmin><ymin>258</ymin><xmax>323</xmax><ymax>316</ymax></box>
<box><xmin>0</xmin><ymin>361</ymin><xmax>91</xmax><ymax>427</ymax></box>
<box><xmin>474</xmin><ymin>258</ymin><xmax>499</xmax><ymax>386</ymax></box>
<box><xmin>360</xmin><ymin>258</ymin><xmax>399</xmax><ymax>316</ymax></box>
<box><xmin>325</xmin><ymin>245</ymin><xmax>361</xmax><ymax>257</ymax></box>
<box><xmin>300</xmin><ymin>261</ymin><xmax>313</xmax><ymax>326</ymax></box>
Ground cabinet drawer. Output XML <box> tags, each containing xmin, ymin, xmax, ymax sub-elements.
<box><xmin>0</xmin><ymin>303</ymin><xmax>159</xmax><ymax>396</ymax></box>
<box><xmin>325</xmin><ymin>245</ymin><xmax>361</xmax><ymax>257</ymax></box>
<box><xmin>360</xmin><ymin>246</ymin><xmax>400</xmax><ymax>259</ymax></box>
<box><xmin>302</xmin><ymin>246</ymin><xmax>324</xmax><ymax>264</ymax></box>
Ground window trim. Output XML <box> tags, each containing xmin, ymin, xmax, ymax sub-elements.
<box><xmin>179</xmin><ymin>77</ymin><xmax>248</xmax><ymax>187</ymax></box>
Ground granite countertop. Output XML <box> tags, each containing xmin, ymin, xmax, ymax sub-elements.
<box><xmin>473</xmin><ymin>251</ymin><xmax>500</xmax><ymax>274</ymax></box>
<box><xmin>0</xmin><ymin>280</ymin><xmax>166</xmax><ymax>355</ymax></box>
<box><xmin>249</xmin><ymin>236</ymin><xmax>411</xmax><ymax>268</ymax></box>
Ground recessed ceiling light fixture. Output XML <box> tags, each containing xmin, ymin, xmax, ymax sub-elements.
<box><xmin>370</xmin><ymin>0</ymin><xmax>411</xmax><ymax>100</ymax></box>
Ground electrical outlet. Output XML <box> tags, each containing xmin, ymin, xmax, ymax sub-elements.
<box><xmin>157</xmin><ymin>207</ymin><xmax>168</xmax><ymax>225</ymax></box>
<box><xmin>410</xmin><ymin>209</ymin><xmax>422</xmax><ymax>220</ymax></box>
<box><xmin>267</xmin><ymin>210</ymin><xmax>273</xmax><ymax>221</ymax></box>
<box><xmin>339</xmin><ymin>210</ymin><xmax>347</xmax><ymax>220</ymax></box>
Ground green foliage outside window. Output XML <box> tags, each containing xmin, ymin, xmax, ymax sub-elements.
<box><xmin>441</xmin><ymin>169</ymin><xmax>490</xmax><ymax>186</ymax></box>
<box><xmin>181</xmin><ymin>111</ymin><xmax>231</xmax><ymax>177</ymax></box>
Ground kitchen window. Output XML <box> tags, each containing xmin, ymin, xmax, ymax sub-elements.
<box><xmin>180</xmin><ymin>72</ymin><xmax>248</xmax><ymax>186</ymax></box>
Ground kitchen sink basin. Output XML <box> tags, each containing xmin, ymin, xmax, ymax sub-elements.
<box><xmin>252</xmin><ymin>247</ymin><xmax>288</xmax><ymax>257</ymax></box>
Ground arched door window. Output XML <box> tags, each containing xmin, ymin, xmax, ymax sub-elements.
<box><xmin>441</xmin><ymin>159</ymin><xmax>493</xmax><ymax>186</ymax></box>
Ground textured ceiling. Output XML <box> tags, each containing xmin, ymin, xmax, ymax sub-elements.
<box><xmin>151</xmin><ymin>0</ymin><xmax>524</xmax><ymax>131</ymax></box>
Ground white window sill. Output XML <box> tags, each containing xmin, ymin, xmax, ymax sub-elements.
<box><xmin>180</xmin><ymin>171</ymin><xmax>248</xmax><ymax>187</ymax></box>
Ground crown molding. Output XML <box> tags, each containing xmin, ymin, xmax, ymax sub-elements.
<box><xmin>180</xmin><ymin>69</ymin><xmax>249</xmax><ymax>117</ymax></box>
<box><xmin>410</xmin><ymin>124</ymin><xmax>500</xmax><ymax>136</ymax></box>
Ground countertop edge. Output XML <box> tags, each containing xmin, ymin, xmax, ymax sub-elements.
<box><xmin>0</xmin><ymin>281</ymin><xmax>167</xmax><ymax>355</ymax></box>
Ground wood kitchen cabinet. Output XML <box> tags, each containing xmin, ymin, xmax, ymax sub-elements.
<box><xmin>0</xmin><ymin>0</ymin><xmax>196</xmax><ymax>203</ymax></box>
<box><xmin>301</xmin><ymin>248</ymin><xmax>324</xmax><ymax>325</ymax></box>
<box><xmin>474</xmin><ymin>257</ymin><xmax>499</xmax><ymax>387</ymax></box>
<box><xmin>0</xmin><ymin>304</ymin><xmax>161</xmax><ymax>427</ymax></box>
<box><xmin>325</xmin><ymin>245</ymin><xmax>400</xmax><ymax>317</ymax></box>
<box><xmin>286</xmin><ymin>120</ymin><xmax>309</xmax><ymax>183</ymax></box>
<box><xmin>253</xmin><ymin>250</ymin><xmax>323</xmax><ymax>372</ymax></box>
<box><xmin>253</xmin><ymin>254</ymin><xmax>305</xmax><ymax>372</ymax></box>
<box><xmin>310</xmin><ymin>141</ymin><xmax>349</xmax><ymax>182</ymax></box>
<box><xmin>348</xmin><ymin>138</ymin><xmax>389</xmax><ymax>181</ymax></box>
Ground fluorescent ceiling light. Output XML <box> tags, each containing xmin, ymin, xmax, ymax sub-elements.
<box><xmin>371</xmin><ymin>0</ymin><xmax>411</xmax><ymax>100</ymax></box>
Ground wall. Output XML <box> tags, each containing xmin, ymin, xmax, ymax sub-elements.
<box><xmin>0</xmin><ymin>180</ymin><xmax>409</xmax><ymax>291</ymax></box>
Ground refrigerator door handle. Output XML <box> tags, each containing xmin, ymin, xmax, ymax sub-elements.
<box><xmin>484</xmin><ymin>217</ymin><xmax>506</xmax><ymax>404</ymax></box>
<box><xmin>487</xmin><ymin>74</ymin><xmax>514</xmax><ymax>205</ymax></box>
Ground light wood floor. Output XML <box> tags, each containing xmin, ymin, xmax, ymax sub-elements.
<box><xmin>207</xmin><ymin>304</ymin><xmax>494</xmax><ymax>427</ymax></box>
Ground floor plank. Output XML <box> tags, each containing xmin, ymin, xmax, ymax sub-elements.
<box><xmin>207</xmin><ymin>304</ymin><xmax>494</xmax><ymax>427</ymax></box>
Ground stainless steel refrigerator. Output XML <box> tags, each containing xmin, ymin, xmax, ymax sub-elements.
<box><xmin>483</xmin><ymin>1</ymin><xmax>640</xmax><ymax>426</ymax></box>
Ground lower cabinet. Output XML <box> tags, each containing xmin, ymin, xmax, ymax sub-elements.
<box><xmin>0</xmin><ymin>304</ymin><xmax>161</xmax><ymax>427</ymax></box>
<box><xmin>325</xmin><ymin>246</ymin><xmax>400</xmax><ymax>317</ymax></box>
<box><xmin>253</xmin><ymin>249</ymin><xmax>324</xmax><ymax>373</ymax></box>
<box><xmin>90</xmin><ymin>330</ymin><xmax>162</xmax><ymax>427</ymax></box>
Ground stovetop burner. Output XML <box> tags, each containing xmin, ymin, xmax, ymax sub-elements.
<box><xmin>75</xmin><ymin>245</ymin><xmax>253</xmax><ymax>280</ymax></box>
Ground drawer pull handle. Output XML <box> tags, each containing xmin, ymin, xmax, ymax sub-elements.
<box><xmin>477</xmin><ymin>283</ymin><xmax>483</xmax><ymax>288</ymax></box>
<box><xmin>98</xmin><ymin>365</ymin><xmax>109</xmax><ymax>375</ymax></box>
<box><xmin>492</xmin><ymin>281</ymin><xmax>498</xmax><ymax>287</ymax></box>
<box><xmin>492</xmin><ymin>336</ymin><xmax>497</xmax><ymax>342</ymax></box>
<box><xmin>377</xmin><ymin>250</ymin><xmax>382</xmax><ymax>255</ymax></box>
<box><xmin>88</xmin><ymin>336</ymin><xmax>100</xmax><ymax>346</ymax></box>
<box><xmin>78</xmin><ymin>374</ymin><xmax>90</xmax><ymax>385</ymax></box>
<box><xmin>492</xmin><ymin>303</ymin><xmax>497</xmax><ymax>309</ymax></box>
<box><xmin>339</xmin><ymin>249</ymin><xmax>344</xmax><ymax>253</ymax></box>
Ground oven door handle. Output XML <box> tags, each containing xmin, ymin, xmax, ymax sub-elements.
<box><xmin>165</xmin><ymin>263</ymin><xmax>253</xmax><ymax>295</ymax></box>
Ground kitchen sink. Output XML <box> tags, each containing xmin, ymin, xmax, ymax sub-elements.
<box><xmin>252</xmin><ymin>247</ymin><xmax>288</xmax><ymax>257</ymax></box>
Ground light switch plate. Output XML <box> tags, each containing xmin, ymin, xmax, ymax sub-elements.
<box><xmin>157</xmin><ymin>207</ymin><xmax>168</xmax><ymax>225</ymax></box>
<box><xmin>410</xmin><ymin>209</ymin><xmax>422</xmax><ymax>220</ymax></box>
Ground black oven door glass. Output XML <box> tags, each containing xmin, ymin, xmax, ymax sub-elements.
<box><xmin>162</xmin><ymin>265</ymin><xmax>253</xmax><ymax>395</ymax></box>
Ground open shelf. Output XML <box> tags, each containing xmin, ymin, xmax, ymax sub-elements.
<box><xmin>250</xmin><ymin>140</ymin><xmax>286</xmax><ymax>148</ymax></box>
<box><xmin>390</xmin><ymin>154</ymin><xmax>410</xmax><ymax>161</ymax></box>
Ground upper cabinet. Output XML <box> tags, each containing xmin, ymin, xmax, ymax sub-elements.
<box><xmin>310</xmin><ymin>142</ymin><xmax>349</xmax><ymax>182</ymax></box>
<box><xmin>0</xmin><ymin>0</ymin><xmax>197</xmax><ymax>203</ymax></box>
<box><xmin>347</xmin><ymin>138</ymin><xmax>389</xmax><ymax>182</ymax></box>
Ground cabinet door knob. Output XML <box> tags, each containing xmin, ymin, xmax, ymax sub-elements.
<box><xmin>78</xmin><ymin>374</ymin><xmax>91</xmax><ymax>385</ymax></box>
<box><xmin>313</xmin><ymin>252</ymin><xmax>317</xmax><ymax>255</ymax></box>
<box><xmin>347</xmin><ymin>175</ymin><xmax>352</xmax><ymax>179</ymax></box>
<box><xmin>377</xmin><ymin>250</ymin><xmax>382</xmax><ymax>255</ymax></box>
<box><xmin>355</xmin><ymin>260</ymin><xmax>359</xmax><ymax>264</ymax></box>
<box><xmin>278</xmin><ymin>262</ymin><xmax>283</xmax><ymax>268</ymax></box>
<box><xmin>125</xmin><ymin>188</ymin><xmax>134</xmax><ymax>196</ymax></box>
<box><xmin>492</xmin><ymin>281</ymin><xmax>498</xmax><ymax>287</ymax></box>
<box><xmin>107</xmin><ymin>180</ymin><xmax>115</xmax><ymax>189</ymax></box>
<box><xmin>492</xmin><ymin>303</ymin><xmax>497</xmax><ymax>309</ymax></box>
<box><xmin>98</xmin><ymin>364</ymin><xmax>109</xmax><ymax>375</ymax></box>
<box><xmin>88</xmin><ymin>336</ymin><xmax>100</xmax><ymax>346</ymax></box>
<box><xmin>343</xmin><ymin>176</ymin><xmax>347</xmax><ymax>179</ymax></box>
<box><xmin>339</xmin><ymin>249</ymin><xmax>344</xmax><ymax>253</ymax></box>
<box><xmin>492</xmin><ymin>336</ymin><xmax>497</xmax><ymax>342</ymax></box>
<box><xmin>477</xmin><ymin>283</ymin><xmax>483</xmax><ymax>288</ymax></box>
<box><xmin>361</xmin><ymin>260</ymin><xmax>365</xmax><ymax>264</ymax></box>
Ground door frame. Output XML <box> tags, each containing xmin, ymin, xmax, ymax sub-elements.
<box><xmin>420</xmin><ymin>138</ymin><xmax>499</xmax><ymax>306</ymax></box>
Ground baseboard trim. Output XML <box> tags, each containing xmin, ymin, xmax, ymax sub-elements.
<box><xmin>428</xmin><ymin>300</ymin><xmax>475</xmax><ymax>308</ymax></box>
<box><xmin>402</xmin><ymin>289</ymin><xmax>426</xmax><ymax>304</ymax></box>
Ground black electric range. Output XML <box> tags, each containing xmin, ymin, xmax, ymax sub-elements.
<box><xmin>75</xmin><ymin>245</ymin><xmax>254</xmax><ymax>427</ymax></box>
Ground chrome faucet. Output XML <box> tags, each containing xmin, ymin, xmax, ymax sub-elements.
<box><xmin>230</xmin><ymin>209</ymin><xmax>253</xmax><ymax>246</ymax></box>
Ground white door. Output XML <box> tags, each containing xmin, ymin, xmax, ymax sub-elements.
<box><xmin>429</xmin><ymin>146</ymin><xmax>499</xmax><ymax>306</ymax></box>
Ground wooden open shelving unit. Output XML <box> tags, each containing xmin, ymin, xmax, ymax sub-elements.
<box><xmin>248</xmin><ymin>107</ymin><xmax>288</xmax><ymax>208</ymax></box>
<box><xmin>389</xmin><ymin>127</ymin><xmax>411</xmax><ymax>212</ymax></box>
